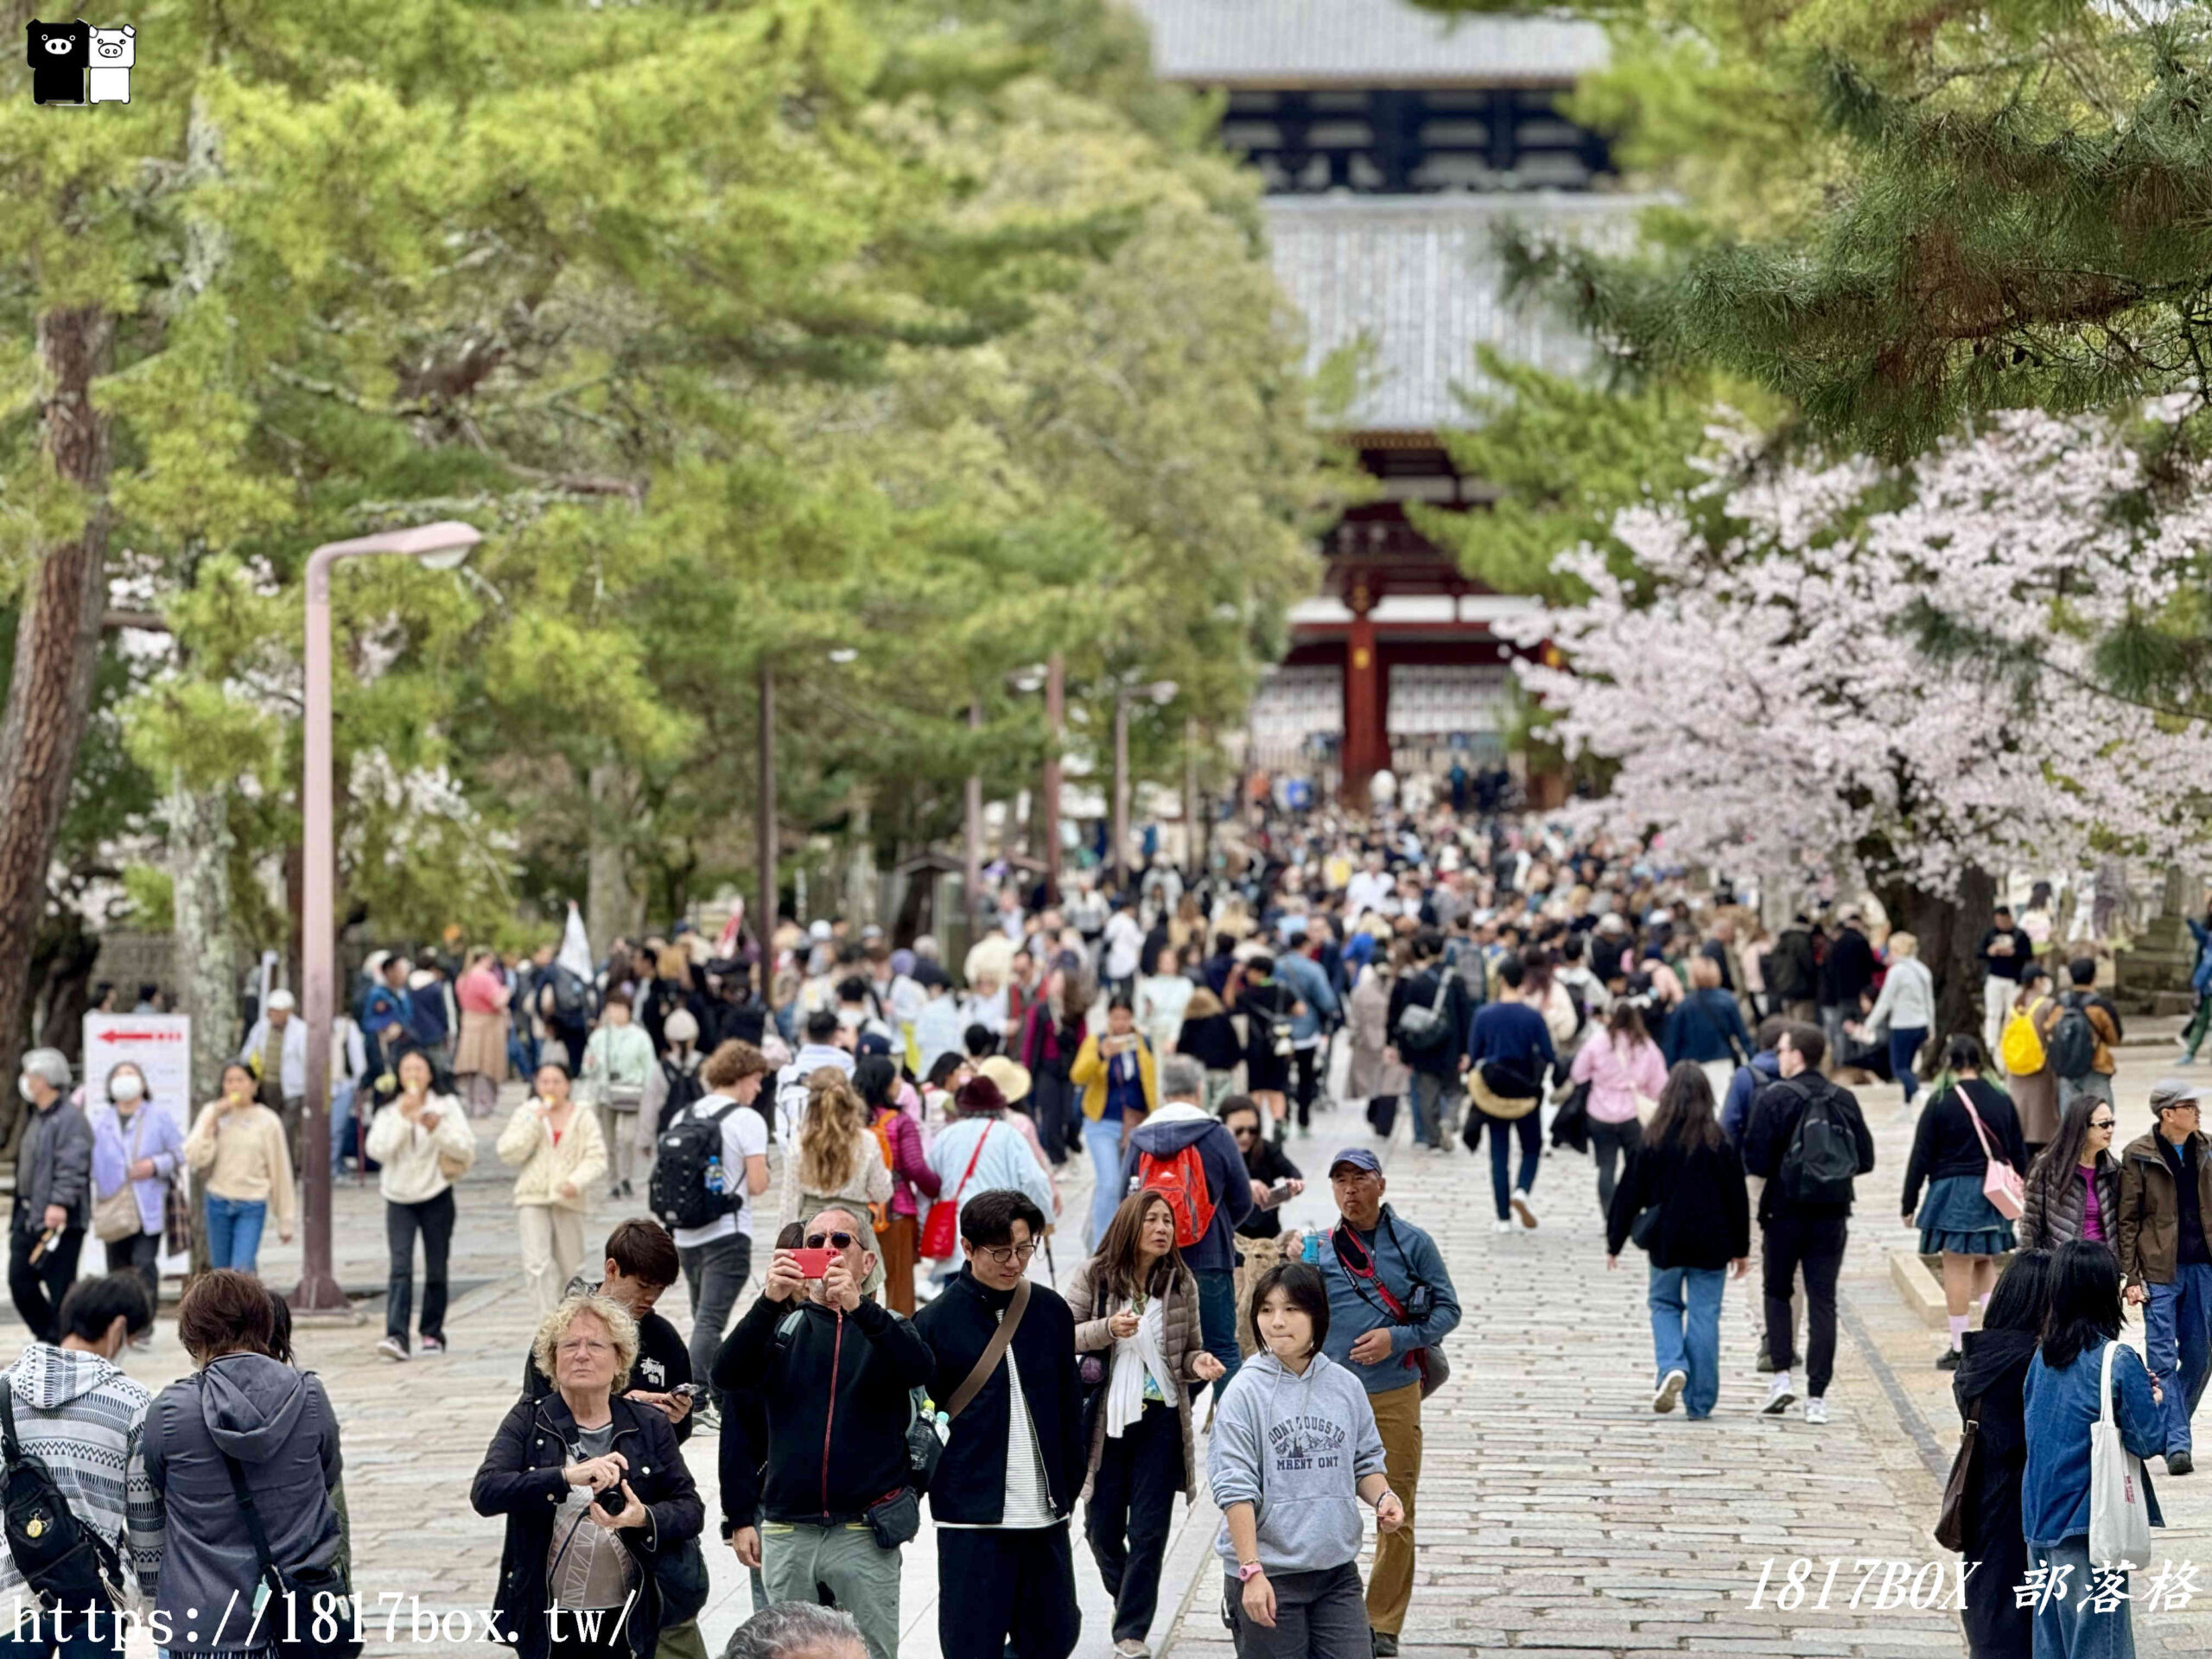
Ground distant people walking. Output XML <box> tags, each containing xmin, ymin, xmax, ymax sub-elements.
<box><xmin>2050</xmin><ymin>958</ymin><xmax>2124</xmax><ymax>1115</ymax></box>
<box><xmin>2001</xmin><ymin>966</ymin><xmax>2061</xmax><ymax>1156</ymax></box>
<box><xmin>183</xmin><ymin>1061</ymin><xmax>295</xmax><ymax>1279</ymax></box>
<box><xmin>1463</xmin><ymin>954</ymin><xmax>1554</xmax><ymax>1231</ymax></box>
<box><xmin>1570</xmin><ymin>1001</ymin><xmax>1666</xmax><ymax>1215</ymax></box>
<box><xmin>1902</xmin><ymin>1038</ymin><xmax>2028</xmax><ymax>1370</ymax></box>
<box><xmin>1210</xmin><ymin>1262</ymin><xmax>1402</xmax><ymax>1659</ymax></box>
<box><xmin>1384</xmin><ymin>932</ymin><xmax>1470</xmax><ymax>1154</ymax></box>
<box><xmin>1742</xmin><ymin>1025</ymin><xmax>1875</xmax><ymax>1424</ymax></box>
<box><xmin>499</xmin><ymin>1060</ymin><xmax>609</xmax><ymax>1317</ymax></box>
<box><xmin>855</xmin><ymin>1054</ymin><xmax>939</xmax><ymax>1316</ymax></box>
<box><xmin>1605</xmin><ymin>1063</ymin><xmax>1750</xmax><ymax>1421</ymax></box>
<box><xmin>2116</xmin><ymin>1079</ymin><xmax>2212</xmax><ymax>1476</ymax></box>
<box><xmin>658</xmin><ymin>1040</ymin><xmax>773</xmax><ymax>1394</ymax></box>
<box><xmin>454</xmin><ymin>946</ymin><xmax>514</xmax><ymax>1116</ymax></box>
<box><xmin>11</xmin><ymin>1049</ymin><xmax>91</xmax><ymax>1346</ymax></box>
<box><xmin>87</xmin><ymin>1060</ymin><xmax>182</xmax><ymax>1318</ymax></box>
<box><xmin>1979</xmin><ymin>906</ymin><xmax>2035</xmax><ymax>1068</ymax></box>
<box><xmin>1065</xmin><ymin>1191</ymin><xmax>1227</xmax><ymax>1656</ymax></box>
<box><xmin>1071</xmin><ymin>998</ymin><xmax>1159</xmax><ymax>1249</ymax></box>
<box><xmin>1857</xmin><ymin>932</ymin><xmax>1935</xmax><ymax>1107</ymax></box>
<box><xmin>580</xmin><ymin>990</ymin><xmax>655</xmax><ymax>1201</ymax></box>
<box><xmin>1948</xmin><ymin>1249</ymin><xmax>2055</xmax><ymax>1659</ymax></box>
<box><xmin>1223</xmin><ymin>1096</ymin><xmax>1302</xmax><ymax>1358</ymax></box>
<box><xmin>366</xmin><ymin>1048</ymin><xmax>476</xmax><ymax>1362</ymax></box>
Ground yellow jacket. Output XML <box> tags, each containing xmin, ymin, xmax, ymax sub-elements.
<box><xmin>1070</xmin><ymin>1032</ymin><xmax>1159</xmax><ymax>1123</ymax></box>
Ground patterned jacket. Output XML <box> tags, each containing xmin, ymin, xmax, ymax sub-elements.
<box><xmin>0</xmin><ymin>1343</ymin><xmax>163</xmax><ymax>1599</ymax></box>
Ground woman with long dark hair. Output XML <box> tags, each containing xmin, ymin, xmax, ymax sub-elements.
<box><xmin>1570</xmin><ymin>999</ymin><xmax>1667</xmax><ymax>1214</ymax></box>
<box><xmin>1065</xmin><ymin>1191</ymin><xmax>1227</xmax><ymax>1657</ymax></box>
<box><xmin>1902</xmin><ymin>1036</ymin><xmax>2029</xmax><ymax>1370</ymax></box>
<box><xmin>1237</xmin><ymin>957</ymin><xmax>1299</xmax><ymax>1146</ymax></box>
<box><xmin>2019</xmin><ymin>1093</ymin><xmax>2121</xmax><ymax>1252</ymax></box>
<box><xmin>2022</xmin><ymin>1239</ymin><xmax>2164</xmax><ymax>1656</ymax></box>
<box><xmin>1605</xmin><ymin>1063</ymin><xmax>1749</xmax><ymax>1420</ymax></box>
<box><xmin>853</xmin><ymin>1054</ymin><xmax>938</xmax><ymax>1314</ymax></box>
<box><xmin>1948</xmin><ymin>1249</ymin><xmax>2055</xmax><ymax>1659</ymax></box>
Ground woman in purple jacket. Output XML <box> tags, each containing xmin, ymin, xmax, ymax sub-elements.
<box><xmin>87</xmin><ymin>1060</ymin><xmax>186</xmax><ymax>1317</ymax></box>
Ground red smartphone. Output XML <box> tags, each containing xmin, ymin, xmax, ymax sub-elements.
<box><xmin>791</xmin><ymin>1248</ymin><xmax>835</xmax><ymax>1280</ymax></box>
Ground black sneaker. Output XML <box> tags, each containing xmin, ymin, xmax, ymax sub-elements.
<box><xmin>2170</xmin><ymin>1451</ymin><xmax>2195</xmax><ymax>1476</ymax></box>
<box><xmin>1936</xmin><ymin>1348</ymin><xmax>1962</xmax><ymax>1371</ymax></box>
<box><xmin>1370</xmin><ymin>1635</ymin><xmax>1398</xmax><ymax>1657</ymax></box>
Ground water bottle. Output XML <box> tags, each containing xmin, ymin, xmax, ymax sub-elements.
<box><xmin>1301</xmin><ymin>1233</ymin><xmax>1321</xmax><ymax>1265</ymax></box>
<box><xmin>705</xmin><ymin>1155</ymin><xmax>725</xmax><ymax>1195</ymax></box>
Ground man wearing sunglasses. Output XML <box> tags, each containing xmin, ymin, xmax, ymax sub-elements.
<box><xmin>711</xmin><ymin>1205</ymin><xmax>934</xmax><ymax>1659</ymax></box>
<box><xmin>2118</xmin><ymin>1080</ymin><xmax>2212</xmax><ymax>1477</ymax></box>
<box><xmin>1280</xmin><ymin>1148</ymin><xmax>1459</xmax><ymax>1657</ymax></box>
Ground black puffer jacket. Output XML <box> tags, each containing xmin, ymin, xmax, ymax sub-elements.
<box><xmin>472</xmin><ymin>1391</ymin><xmax>702</xmax><ymax>1659</ymax></box>
<box><xmin>2018</xmin><ymin>1149</ymin><xmax>2121</xmax><ymax>1251</ymax></box>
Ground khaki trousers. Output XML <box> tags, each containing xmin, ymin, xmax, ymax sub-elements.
<box><xmin>1366</xmin><ymin>1379</ymin><xmax>1423</xmax><ymax>1635</ymax></box>
<box><xmin>518</xmin><ymin>1203</ymin><xmax>584</xmax><ymax>1317</ymax></box>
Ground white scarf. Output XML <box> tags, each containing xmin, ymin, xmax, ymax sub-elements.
<box><xmin>1106</xmin><ymin>1293</ymin><xmax>1175</xmax><ymax>1440</ymax></box>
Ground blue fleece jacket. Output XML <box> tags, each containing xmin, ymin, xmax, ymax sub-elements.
<box><xmin>1121</xmin><ymin>1105</ymin><xmax>1253</xmax><ymax>1273</ymax></box>
<box><xmin>1304</xmin><ymin>1205</ymin><xmax>1461</xmax><ymax>1397</ymax></box>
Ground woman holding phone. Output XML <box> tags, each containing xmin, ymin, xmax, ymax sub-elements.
<box><xmin>367</xmin><ymin>1048</ymin><xmax>477</xmax><ymax>1362</ymax></box>
<box><xmin>1071</xmin><ymin>997</ymin><xmax>1159</xmax><ymax>1249</ymax></box>
<box><xmin>1222</xmin><ymin>1096</ymin><xmax>1303</xmax><ymax>1358</ymax></box>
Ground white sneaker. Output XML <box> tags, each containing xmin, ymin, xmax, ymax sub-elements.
<box><xmin>1510</xmin><ymin>1189</ymin><xmax>1539</xmax><ymax>1230</ymax></box>
<box><xmin>1654</xmin><ymin>1369</ymin><xmax>1687</xmax><ymax>1414</ymax></box>
<box><xmin>1762</xmin><ymin>1373</ymin><xmax>1795</xmax><ymax>1415</ymax></box>
<box><xmin>375</xmin><ymin>1336</ymin><xmax>409</xmax><ymax>1363</ymax></box>
<box><xmin>1804</xmin><ymin>1397</ymin><xmax>1828</xmax><ymax>1425</ymax></box>
<box><xmin>1115</xmin><ymin>1643</ymin><xmax>1150</xmax><ymax>1659</ymax></box>
<box><xmin>1492</xmin><ymin>1219</ymin><xmax>1515</xmax><ymax>1234</ymax></box>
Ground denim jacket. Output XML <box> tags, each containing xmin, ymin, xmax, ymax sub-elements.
<box><xmin>2021</xmin><ymin>1339</ymin><xmax>2165</xmax><ymax>1548</ymax></box>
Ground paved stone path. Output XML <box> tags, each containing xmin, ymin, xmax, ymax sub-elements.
<box><xmin>33</xmin><ymin>1041</ymin><xmax>2212</xmax><ymax>1656</ymax></box>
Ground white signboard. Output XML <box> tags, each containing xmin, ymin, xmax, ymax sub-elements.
<box><xmin>81</xmin><ymin>1013</ymin><xmax>194</xmax><ymax>1138</ymax></box>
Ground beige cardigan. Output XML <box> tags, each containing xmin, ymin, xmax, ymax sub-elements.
<box><xmin>364</xmin><ymin>1093</ymin><xmax>477</xmax><ymax>1205</ymax></box>
<box><xmin>496</xmin><ymin>1098</ymin><xmax>607</xmax><ymax>1210</ymax></box>
<box><xmin>183</xmin><ymin>1101</ymin><xmax>297</xmax><ymax>1229</ymax></box>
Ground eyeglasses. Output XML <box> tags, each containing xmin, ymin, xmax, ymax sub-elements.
<box><xmin>979</xmin><ymin>1240</ymin><xmax>1039</xmax><ymax>1266</ymax></box>
<box><xmin>805</xmin><ymin>1231</ymin><xmax>857</xmax><ymax>1251</ymax></box>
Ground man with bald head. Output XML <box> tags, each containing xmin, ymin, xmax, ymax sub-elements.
<box><xmin>711</xmin><ymin>1205</ymin><xmax>932</xmax><ymax>1659</ymax></box>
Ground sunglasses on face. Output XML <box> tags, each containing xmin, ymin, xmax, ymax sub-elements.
<box><xmin>2090</xmin><ymin>1117</ymin><xmax>2115</xmax><ymax>1130</ymax></box>
<box><xmin>805</xmin><ymin>1232</ymin><xmax>858</xmax><ymax>1251</ymax></box>
<box><xmin>1230</xmin><ymin>1124</ymin><xmax>1259</xmax><ymax>1138</ymax></box>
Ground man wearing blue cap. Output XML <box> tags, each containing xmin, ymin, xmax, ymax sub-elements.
<box><xmin>1281</xmin><ymin>1149</ymin><xmax>1459</xmax><ymax>1656</ymax></box>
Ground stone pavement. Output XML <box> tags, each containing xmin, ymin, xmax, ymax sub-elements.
<box><xmin>30</xmin><ymin>1041</ymin><xmax>2212</xmax><ymax>1657</ymax></box>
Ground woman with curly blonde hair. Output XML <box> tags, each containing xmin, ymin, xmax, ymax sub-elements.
<box><xmin>780</xmin><ymin>1069</ymin><xmax>893</xmax><ymax>1236</ymax></box>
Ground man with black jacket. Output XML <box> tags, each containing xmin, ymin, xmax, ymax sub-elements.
<box><xmin>1741</xmin><ymin>1025</ymin><xmax>1876</xmax><ymax>1425</ymax></box>
<box><xmin>1816</xmin><ymin>910</ymin><xmax>1878</xmax><ymax>1069</ymax></box>
<box><xmin>1764</xmin><ymin>917</ymin><xmax>1820</xmax><ymax>1025</ymax></box>
<box><xmin>1386</xmin><ymin>931</ymin><xmax>1472</xmax><ymax>1152</ymax></box>
<box><xmin>912</xmin><ymin>1189</ymin><xmax>1084</xmax><ymax>1659</ymax></box>
<box><xmin>520</xmin><ymin>1219</ymin><xmax>696</xmax><ymax>1444</ymax></box>
<box><xmin>711</xmin><ymin>1205</ymin><xmax>934</xmax><ymax>1659</ymax></box>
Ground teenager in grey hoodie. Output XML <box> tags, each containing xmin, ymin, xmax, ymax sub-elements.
<box><xmin>1208</xmin><ymin>1262</ymin><xmax>1402</xmax><ymax>1659</ymax></box>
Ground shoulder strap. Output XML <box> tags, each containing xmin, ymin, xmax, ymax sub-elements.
<box><xmin>949</xmin><ymin>1123</ymin><xmax>992</xmax><ymax>1207</ymax></box>
<box><xmin>219</xmin><ymin>1449</ymin><xmax>286</xmax><ymax>1597</ymax></box>
<box><xmin>944</xmin><ymin>1277</ymin><xmax>1030</xmax><ymax>1421</ymax></box>
<box><xmin>2097</xmin><ymin>1339</ymin><xmax>2119</xmax><ymax>1428</ymax></box>
<box><xmin>1428</xmin><ymin>973</ymin><xmax>1450</xmax><ymax>1016</ymax></box>
<box><xmin>0</xmin><ymin>1386</ymin><xmax>20</xmax><ymax>1465</ymax></box>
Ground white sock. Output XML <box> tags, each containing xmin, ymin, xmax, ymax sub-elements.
<box><xmin>1948</xmin><ymin>1314</ymin><xmax>1969</xmax><ymax>1350</ymax></box>
<box><xmin>1772</xmin><ymin>1370</ymin><xmax>1793</xmax><ymax>1390</ymax></box>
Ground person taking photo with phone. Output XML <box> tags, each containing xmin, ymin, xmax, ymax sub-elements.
<box><xmin>710</xmin><ymin>1205</ymin><xmax>933</xmax><ymax>1659</ymax></box>
<box><xmin>1071</xmin><ymin>996</ymin><xmax>1160</xmax><ymax>1249</ymax></box>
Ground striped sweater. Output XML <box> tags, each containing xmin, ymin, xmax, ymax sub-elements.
<box><xmin>0</xmin><ymin>1343</ymin><xmax>163</xmax><ymax>1598</ymax></box>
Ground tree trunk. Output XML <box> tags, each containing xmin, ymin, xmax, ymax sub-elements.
<box><xmin>1878</xmin><ymin>863</ymin><xmax>1997</xmax><ymax>1072</ymax></box>
<box><xmin>169</xmin><ymin>772</ymin><xmax>235</xmax><ymax>1280</ymax></box>
<box><xmin>0</xmin><ymin>304</ymin><xmax>112</xmax><ymax>1149</ymax></box>
<box><xmin>585</xmin><ymin>760</ymin><xmax>640</xmax><ymax>960</ymax></box>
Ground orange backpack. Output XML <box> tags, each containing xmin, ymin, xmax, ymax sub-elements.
<box><xmin>868</xmin><ymin>1109</ymin><xmax>899</xmax><ymax>1231</ymax></box>
<box><xmin>1137</xmin><ymin>1143</ymin><xmax>1218</xmax><ymax>1248</ymax></box>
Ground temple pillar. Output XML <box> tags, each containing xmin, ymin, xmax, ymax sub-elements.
<box><xmin>1341</xmin><ymin>576</ymin><xmax>1385</xmax><ymax>809</ymax></box>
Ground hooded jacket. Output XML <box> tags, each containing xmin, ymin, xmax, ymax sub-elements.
<box><xmin>1951</xmin><ymin>1326</ymin><xmax>2038</xmax><ymax>1659</ymax></box>
<box><xmin>1207</xmin><ymin>1350</ymin><xmax>1386</xmax><ymax>1577</ymax></box>
<box><xmin>0</xmin><ymin>1343</ymin><xmax>163</xmax><ymax>1599</ymax></box>
<box><xmin>1117</xmin><ymin>1105</ymin><xmax>1253</xmax><ymax>1273</ymax></box>
<box><xmin>141</xmin><ymin>1353</ymin><xmax>343</xmax><ymax>1656</ymax></box>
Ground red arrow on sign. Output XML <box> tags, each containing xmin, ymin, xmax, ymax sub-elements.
<box><xmin>97</xmin><ymin>1030</ymin><xmax>181</xmax><ymax>1043</ymax></box>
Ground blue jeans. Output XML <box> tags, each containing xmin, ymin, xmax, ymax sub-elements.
<box><xmin>1193</xmin><ymin>1266</ymin><xmax>1240</xmax><ymax>1400</ymax></box>
<box><xmin>1084</xmin><ymin>1115</ymin><xmax>1131</xmax><ymax>1248</ymax></box>
<box><xmin>327</xmin><ymin>1076</ymin><xmax>357</xmax><ymax>1179</ymax></box>
<box><xmin>2144</xmin><ymin>1263</ymin><xmax>2212</xmax><ymax>1454</ymax></box>
<box><xmin>1887</xmin><ymin>1027</ymin><xmax>1928</xmax><ymax>1103</ymax></box>
<box><xmin>1469</xmin><ymin>1106</ymin><xmax>1541</xmax><ymax>1220</ymax></box>
<box><xmin>1406</xmin><ymin>1071</ymin><xmax>1453</xmax><ymax>1148</ymax></box>
<box><xmin>1648</xmin><ymin>1264</ymin><xmax>1726</xmax><ymax>1419</ymax></box>
<box><xmin>2030</xmin><ymin>1538</ymin><xmax>2135</xmax><ymax>1658</ymax></box>
<box><xmin>204</xmin><ymin>1193</ymin><xmax>269</xmax><ymax>1273</ymax></box>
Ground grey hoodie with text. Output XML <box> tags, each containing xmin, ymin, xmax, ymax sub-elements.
<box><xmin>1208</xmin><ymin>1349</ymin><xmax>1387</xmax><ymax>1576</ymax></box>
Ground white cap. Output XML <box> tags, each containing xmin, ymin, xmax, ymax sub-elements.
<box><xmin>664</xmin><ymin>1009</ymin><xmax>699</xmax><ymax>1046</ymax></box>
<box><xmin>266</xmin><ymin>989</ymin><xmax>296</xmax><ymax>1012</ymax></box>
<box><xmin>408</xmin><ymin>969</ymin><xmax>438</xmax><ymax>990</ymax></box>
<box><xmin>809</xmin><ymin>920</ymin><xmax>833</xmax><ymax>942</ymax></box>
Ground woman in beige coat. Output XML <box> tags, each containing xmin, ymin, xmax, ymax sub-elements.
<box><xmin>1346</xmin><ymin>951</ymin><xmax>1411</xmax><ymax>1114</ymax></box>
<box><xmin>496</xmin><ymin>1058</ymin><xmax>607</xmax><ymax>1314</ymax></box>
<box><xmin>1065</xmin><ymin>1190</ymin><xmax>1227</xmax><ymax>1658</ymax></box>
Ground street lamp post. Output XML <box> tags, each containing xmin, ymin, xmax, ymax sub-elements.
<box><xmin>299</xmin><ymin>521</ymin><xmax>480</xmax><ymax>1313</ymax></box>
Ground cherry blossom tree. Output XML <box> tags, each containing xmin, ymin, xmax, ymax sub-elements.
<box><xmin>1503</xmin><ymin>407</ymin><xmax>2212</xmax><ymax>1037</ymax></box>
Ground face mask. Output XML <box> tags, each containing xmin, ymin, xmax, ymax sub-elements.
<box><xmin>16</xmin><ymin>1077</ymin><xmax>31</xmax><ymax>1104</ymax></box>
<box><xmin>111</xmin><ymin>1074</ymin><xmax>143</xmax><ymax>1103</ymax></box>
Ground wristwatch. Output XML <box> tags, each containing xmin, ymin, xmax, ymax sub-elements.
<box><xmin>1236</xmin><ymin>1561</ymin><xmax>1266</xmax><ymax>1582</ymax></box>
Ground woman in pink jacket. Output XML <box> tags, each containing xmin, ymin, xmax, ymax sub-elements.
<box><xmin>1570</xmin><ymin>1000</ymin><xmax>1669</xmax><ymax>1215</ymax></box>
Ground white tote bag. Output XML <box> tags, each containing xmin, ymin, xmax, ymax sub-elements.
<box><xmin>2088</xmin><ymin>1340</ymin><xmax>2153</xmax><ymax>1569</ymax></box>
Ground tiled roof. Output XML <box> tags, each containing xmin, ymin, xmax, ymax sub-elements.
<box><xmin>1121</xmin><ymin>0</ymin><xmax>1608</xmax><ymax>86</ymax></box>
<box><xmin>1265</xmin><ymin>193</ymin><xmax>1660</xmax><ymax>433</ymax></box>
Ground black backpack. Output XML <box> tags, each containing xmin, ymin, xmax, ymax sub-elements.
<box><xmin>1777</xmin><ymin>1084</ymin><xmax>1859</xmax><ymax>1206</ymax></box>
<box><xmin>0</xmin><ymin>1389</ymin><xmax>122</xmax><ymax>1611</ymax></box>
<box><xmin>654</xmin><ymin>1057</ymin><xmax>709</xmax><ymax>1137</ymax></box>
<box><xmin>2047</xmin><ymin>994</ymin><xmax>2099</xmax><ymax>1081</ymax></box>
<box><xmin>650</xmin><ymin>1099</ymin><xmax>741</xmax><ymax>1231</ymax></box>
